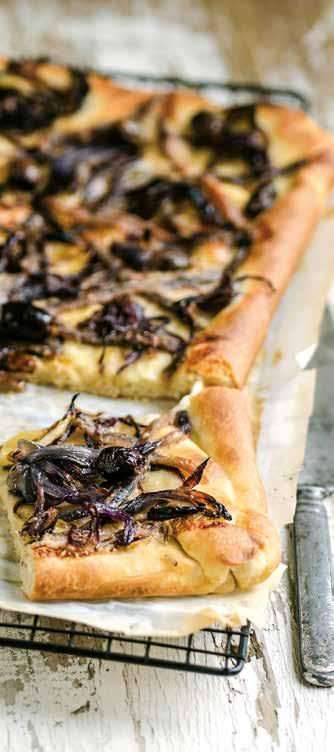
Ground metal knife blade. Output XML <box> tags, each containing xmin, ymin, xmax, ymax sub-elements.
<box><xmin>297</xmin><ymin>366</ymin><xmax>334</xmax><ymax>489</ymax></box>
<box><xmin>294</xmin><ymin>306</ymin><xmax>334</xmax><ymax>686</ymax></box>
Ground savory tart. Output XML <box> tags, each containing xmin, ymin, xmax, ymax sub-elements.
<box><xmin>0</xmin><ymin>388</ymin><xmax>280</xmax><ymax>600</ymax></box>
<box><xmin>0</xmin><ymin>59</ymin><xmax>333</xmax><ymax>397</ymax></box>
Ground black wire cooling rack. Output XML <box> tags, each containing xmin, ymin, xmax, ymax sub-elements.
<box><xmin>0</xmin><ymin>613</ymin><xmax>250</xmax><ymax>676</ymax></box>
<box><xmin>106</xmin><ymin>69</ymin><xmax>311</xmax><ymax>112</ymax></box>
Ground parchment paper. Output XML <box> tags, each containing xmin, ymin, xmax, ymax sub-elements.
<box><xmin>0</xmin><ymin>216</ymin><xmax>333</xmax><ymax>636</ymax></box>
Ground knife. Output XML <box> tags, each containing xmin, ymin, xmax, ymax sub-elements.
<box><xmin>294</xmin><ymin>306</ymin><xmax>334</xmax><ymax>686</ymax></box>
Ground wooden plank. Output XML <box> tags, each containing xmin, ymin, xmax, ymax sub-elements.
<box><xmin>0</xmin><ymin>2</ymin><xmax>333</xmax><ymax>750</ymax></box>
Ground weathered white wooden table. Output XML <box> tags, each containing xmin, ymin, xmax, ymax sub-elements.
<box><xmin>0</xmin><ymin>2</ymin><xmax>333</xmax><ymax>749</ymax></box>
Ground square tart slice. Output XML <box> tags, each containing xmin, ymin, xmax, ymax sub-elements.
<box><xmin>0</xmin><ymin>59</ymin><xmax>334</xmax><ymax>398</ymax></box>
<box><xmin>0</xmin><ymin>387</ymin><xmax>280</xmax><ymax>601</ymax></box>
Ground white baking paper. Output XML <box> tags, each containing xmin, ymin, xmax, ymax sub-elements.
<box><xmin>0</xmin><ymin>215</ymin><xmax>333</xmax><ymax>636</ymax></box>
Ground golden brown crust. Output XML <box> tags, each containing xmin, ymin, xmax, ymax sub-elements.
<box><xmin>257</xmin><ymin>103</ymin><xmax>334</xmax><ymax>162</ymax></box>
<box><xmin>54</xmin><ymin>74</ymin><xmax>151</xmax><ymax>134</ymax></box>
<box><xmin>165</xmin><ymin>95</ymin><xmax>334</xmax><ymax>163</ymax></box>
<box><xmin>27</xmin><ymin>505</ymin><xmax>280</xmax><ymax>600</ymax></box>
<box><xmin>27</xmin><ymin>539</ymin><xmax>213</xmax><ymax>600</ymax></box>
<box><xmin>187</xmin><ymin>150</ymin><xmax>334</xmax><ymax>387</ymax></box>
<box><xmin>176</xmin><ymin>387</ymin><xmax>280</xmax><ymax>590</ymax></box>
<box><xmin>161</xmin><ymin>96</ymin><xmax>334</xmax><ymax>386</ymax></box>
<box><xmin>18</xmin><ymin>343</ymin><xmax>195</xmax><ymax>400</ymax></box>
<box><xmin>0</xmin><ymin>63</ymin><xmax>333</xmax><ymax>397</ymax></box>
<box><xmin>13</xmin><ymin>140</ymin><xmax>333</xmax><ymax>398</ymax></box>
<box><xmin>0</xmin><ymin>387</ymin><xmax>280</xmax><ymax>600</ymax></box>
<box><xmin>188</xmin><ymin>386</ymin><xmax>267</xmax><ymax>513</ymax></box>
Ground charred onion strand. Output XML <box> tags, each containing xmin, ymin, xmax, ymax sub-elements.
<box><xmin>8</xmin><ymin>402</ymin><xmax>231</xmax><ymax>547</ymax></box>
<box><xmin>0</xmin><ymin>74</ymin><xmax>310</xmax><ymax>392</ymax></box>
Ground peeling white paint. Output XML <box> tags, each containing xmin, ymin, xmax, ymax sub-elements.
<box><xmin>0</xmin><ymin>2</ymin><xmax>333</xmax><ymax>751</ymax></box>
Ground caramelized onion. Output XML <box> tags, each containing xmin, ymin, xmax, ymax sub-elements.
<box><xmin>0</xmin><ymin>301</ymin><xmax>53</xmax><ymax>342</ymax></box>
<box><xmin>8</xmin><ymin>400</ymin><xmax>231</xmax><ymax>549</ymax></box>
<box><xmin>0</xmin><ymin>63</ymin><xmax>88</xmax><ymax>133</ymax></box>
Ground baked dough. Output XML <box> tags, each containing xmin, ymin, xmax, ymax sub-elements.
<box><xmin>0</xmin><ymin>387</ymin><xmax>280</xmax><ymax>600</ymax></box>
<box><xmin>0</xmin><ymin>59</ymin><xmax>333</xmax><ymax>397</ymax></box>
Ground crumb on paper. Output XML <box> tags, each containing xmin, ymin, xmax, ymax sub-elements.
<box><xmin>272</xmin><ymin>349</ymin><xmax>283</xmax><ymax>365</ymax></box>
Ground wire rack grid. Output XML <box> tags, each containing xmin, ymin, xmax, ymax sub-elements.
<box><xmin>0</xmin><ymin>612</ymin><xmax>250</xmax><ymax>677</ymax></box>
